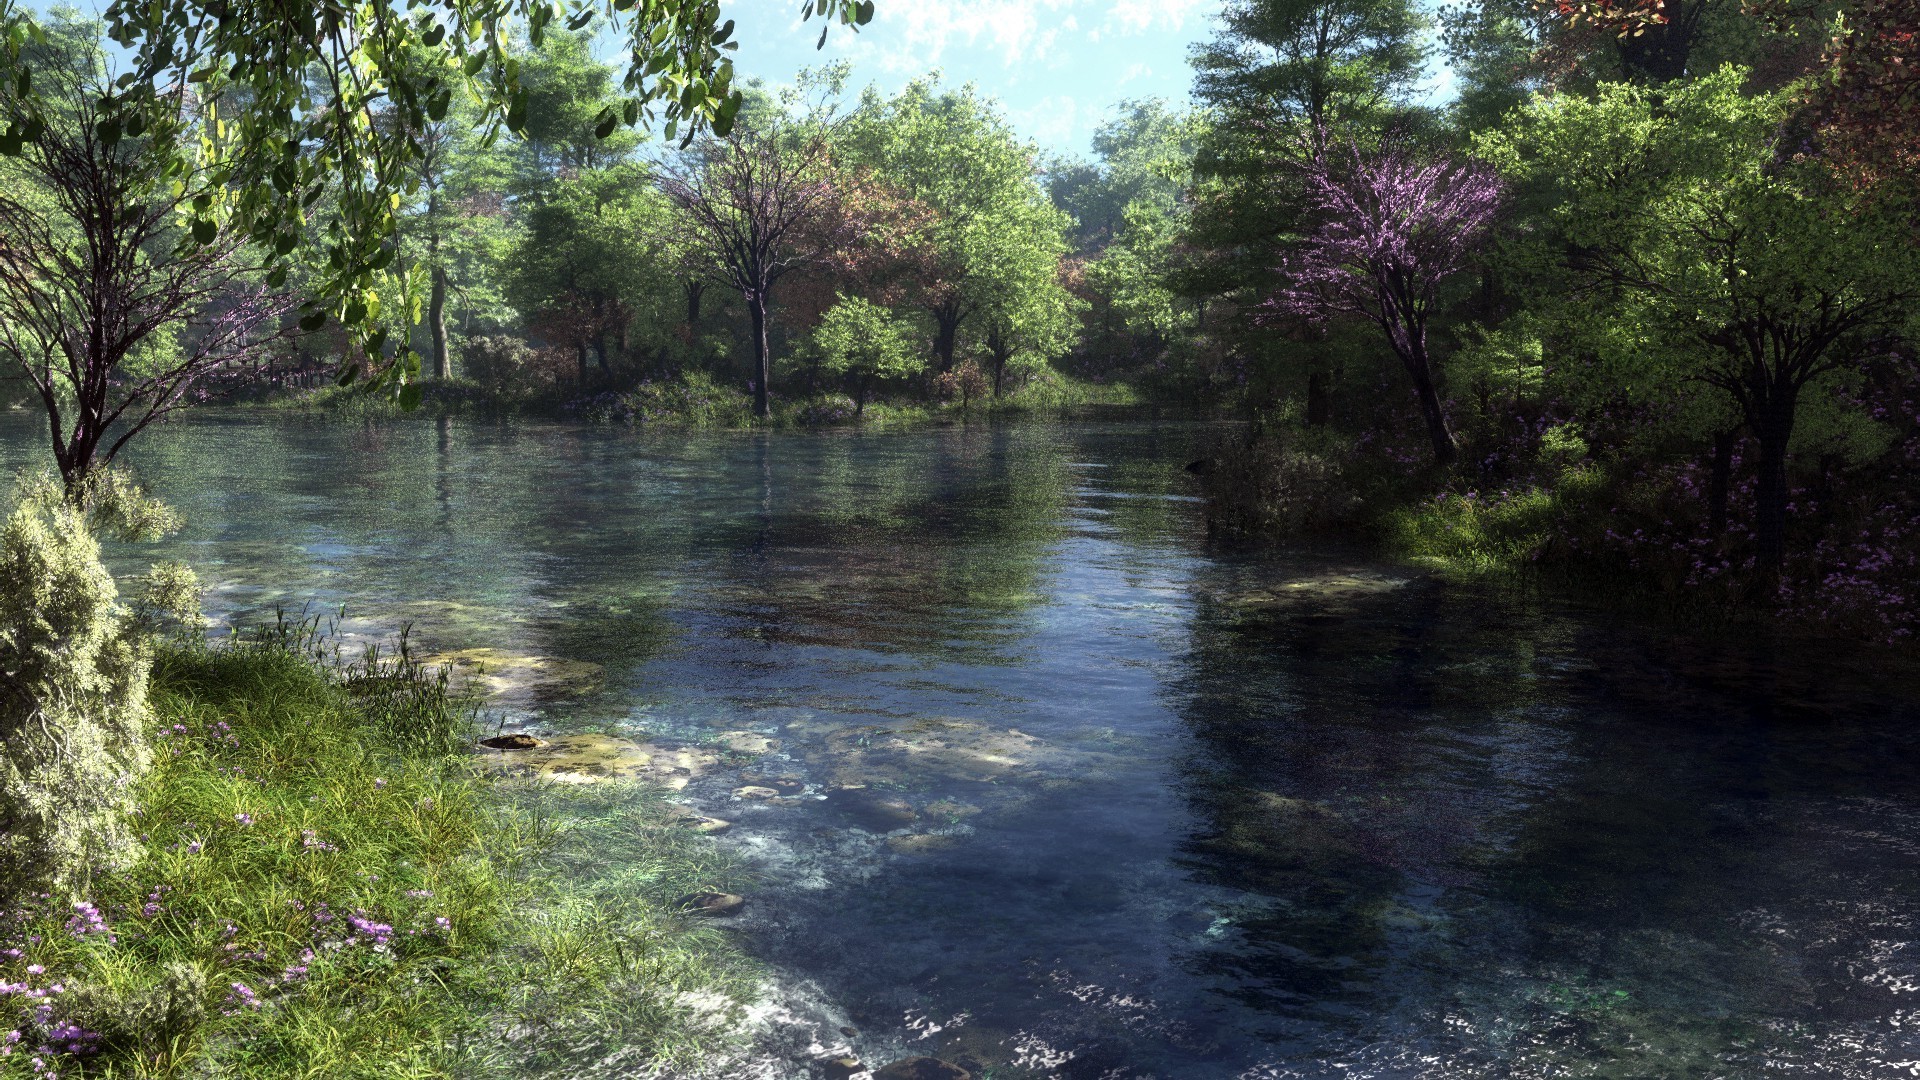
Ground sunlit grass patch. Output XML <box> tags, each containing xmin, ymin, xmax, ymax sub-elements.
<box><xmin>0</xmin><ymin>630</ymin><xmax>750</xmax><ymax>1079</ymax></box>
<box><xmin>1388</xmin><ymin>466</ymin><xmax>1609</xmax><ymax>573</ymax></box>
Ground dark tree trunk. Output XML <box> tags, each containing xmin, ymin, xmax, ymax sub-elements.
<box><xmin>1707</xmin><ymin>427</ymin><xmax>1735</xmax><ymax>538</ymax></box>
<box><xmin>1401</xmin><ymin>345</ymin><xmax>1456</xmax><ymax>465</ymax></box>
<box><xmin>749</xmin><ymin>289</ymin><xmax>772</xmax><ymax>419</ymax></box>
<box><xmin>856</xmin><ymin>373</ymin><xmax>869</xmax><ymax>416</ymax></box>
<box><xmin>1616</xmin><ymin>0</ymin><xmax>1701</xmax><ymax>82</ymax></box>
<box><xmin>429</xmin><ymin>263</ymin><xmax>450</xmax><ymax>379</ymax></box>
<box><xmin>575</xmin><ymin>341</ymin><xmax>589</xmax><ymax>384</ymax></box>
<box><xmin>596</xmin><ymin>331</ymin><xmax>611</xmax><ymax>374</ymax></box>
<box><xmin>931</xmin><ymin>303</ymin><xmax>963</xmax><ymax>372</ymax></box>
<box><xmin>685</xmin><ymin>280</ymin><xmax>705</xmax><ymax>327</ymax></box>
<box><xmin>1306</xmin><ymin>369</ymin><xmax>1332</xmax><ymax>428</ymax></box>
<box><xmin>1750</xmin><ymin>398</ymin><xmax>1796</xmax><ymax>586</ymax></box>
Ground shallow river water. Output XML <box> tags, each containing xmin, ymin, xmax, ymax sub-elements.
<box><xmin>18</xmin><ymin>412</ymin><xmax>1920</xmax><ymax>1078</ymax></box>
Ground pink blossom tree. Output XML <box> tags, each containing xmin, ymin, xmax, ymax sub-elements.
<box><xmin>1264</xmin><ymin>137</ymin><xmax>1505</xmax><ymax>465</ymax></box>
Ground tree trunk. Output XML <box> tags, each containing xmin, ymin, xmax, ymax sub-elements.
<box><xmin>575</xmin><ymin>341</ymin><xmax>589</xmax><ymax>385</ymax></box>
<box><xmin>429</xmin><ymin>263</ymin><xmax>450</xmax><ymax>379</ymax></box>
<box><xmin>749</xmin><ymin>290</ymin><xmax>772</xmax><ymax>419</ymax></box>
<box><xmin>685</xmin><ymin>280</ymin><xmax>705</xmax><ymax>327</ymax></box>
<box><xmin>1707</xmin><ymin>428</ymin><xmax>1735</xmax><ymax>538</ymax></box>
<box><xmin>1306</xmin><ymin>369</ymin><xmax>1332</xmax><ymax>428</ymax></box>
<box><xmin>931</xmin><ymin>304</ymin><xmax>962</xmax><ymax>372</ymax></box>
<box><xmin>1750</xmin><ymin>400</ymin><xmax>1795</xmax><ymax>587</ymax></box>
<box><xmin>1403</xmin><ymin>348</ymin><xmax>1456</xmax><ymax>465</ymax></box>
<box><xmin>856</xmin><ymin>373</ymin><xmax>869</xmax><ymax>416</ymax></box>
<box><xmin>596</xmin><ymin>331</ymin><xmax>611</xmax><ymax>374</ymax></box>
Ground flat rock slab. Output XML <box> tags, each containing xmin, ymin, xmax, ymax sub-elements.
<box><xmin>475</xmin><ymin>733</ymin><xmax>715</xmax><ymax>787</ymax></box>
<box><xmin>421</xmin><ymin>647</ymin><xmax>603</xmax><ymax>701</ymax></box>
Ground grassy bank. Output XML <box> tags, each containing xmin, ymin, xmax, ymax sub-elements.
<box><xmin>0</xmin><ymin>627</ymin><xmax>748</xmax><ymax>1079</ymax></box>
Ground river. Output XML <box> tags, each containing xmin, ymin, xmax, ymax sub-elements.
<box><xmin>17</xmin><ymin>411</ymin><xmax>1920</xmax><ymax>1078</ymax></box>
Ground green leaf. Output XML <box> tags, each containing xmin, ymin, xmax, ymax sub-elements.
<box><xmin>506</xmin><ymin>89</ymin><xmax>528</xmax><ymax>134</ymax></box>
<box><xmin>462</xmin><ymin>52</ymin><xmax>486</xmax><ymax>76</ymax></box>
<box><xmin>96</xmin><ymin>117</ymin><xmax>121</xmax><ymax>146</ymax></box>
<box><xmin>191</xmin><ymin>218</ymin><xmax>216</xmax><ymax>244</ymax></box>
<box><xmin>299</xmin><ymin>311</ymin><xmax>326</xmax><ymax>333</ymax></box>
<box><xmin>595</xmin><ymin>110</ymin><xmax>618</xmax><ymax>140</ymax></box>
<box><xmin>398</xmin><ymin>381</ymin><xmax>423</xmax><ymax>410</ymax></box>
<box><xmin>856</xmin><ymin>1</ymin><xmax>875</xmax><ymax>25</ymax></box>
<box><xmin>421</xmin><ymin>24</ymin><xmax>445</xmax><ymax>47</ymax></box>
<box><xmin>343</xmin><ymin>300</ymin><xmax>367</xmax><ymax>326</ymax></box>
<box><xmin>336</xmin><ymin>363</ymin><xmax>359</xmax><ymax>387</ymax></box>
<box><xmin>0</xmin><ymin>131</ymin><xmax>20</xmax><ymax>157</ymax></box>
<box><xmin>265</xmin><ymin>266</ymin><xmax>287</xmax><ymax>288</ymax></box>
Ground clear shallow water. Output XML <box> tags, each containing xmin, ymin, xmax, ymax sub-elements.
<box><xmin>13</xmin><ymin>411</ymin><xmax>1920</xmax><ymax>1078</ymax></box>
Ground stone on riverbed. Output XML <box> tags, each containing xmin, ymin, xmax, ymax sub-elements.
<box><xmin>836</xmin><ymin>791</ymin><xmax>918</xmax><ymax>833</ymax></box>
<box><xmin>874</xmin><ymin>1058</ymin><xmax>969</xmax><ymax>1080</ymax></box>
<box><xmin>734</xmin><ymin>785</ymin><xmax>783</xmax><ymax>800</ymax></box>
<box><xmin>419</xmin><ymin>647</ymin><xmax>603</xmax><ymax>701</ymax></box>
<box><xmin>717</xmin><ymin>731</ymin><xmax>780</xmax><ymax>754</ymax></box>
<box><xmin>474</xmin><ymin>733</ymin><xmax>715</xmax><ymax>787</ymax></box>
<box><xmin>677</xmin><ymin>891</ymin><xmax>745</xmax><ymax>917</ymax></box>
<box><xmin>820</xmin><ymin>1056</ymin><xmax>864</xmax><ymax>1080</ymax></box>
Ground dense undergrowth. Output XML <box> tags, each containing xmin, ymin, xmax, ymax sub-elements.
<box><xmin>1202</xmin><ymin>375</ymin><xmax>1920</xmax><ymax>647</ymax></box>
<box><xmin>260</xmin><ymin>366</ymin><xmax>1142</xmax><ymax>429</ymax></box>
<box><xmin>0</xmin><ymin>622</ymin><xmax>748</xmax><ymax>1079</ymax></box>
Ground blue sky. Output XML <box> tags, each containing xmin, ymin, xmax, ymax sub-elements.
<box><xmin>720</xmin><ymin>0</ymin><xmax>1222</xmax><ymax>158</ymax></box>
<box><xmin>720</xmin><ymin>0</ymin><xmax>1455</xmax><ymax>159</ymax></box>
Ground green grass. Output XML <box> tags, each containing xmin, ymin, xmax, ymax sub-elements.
<box><xmin>0</xmin><ymin>628</ymin><xmax>750</xmax><ymax>1079</ymax></box>
<box><xmin>1385</xmin><ymin>466</ymin><xmax>1609</xmax><ymax>574</ymax></box>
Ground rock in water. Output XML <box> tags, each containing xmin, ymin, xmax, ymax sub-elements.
<box><xmin>874</xmin><ymin>1059</ymin><xmax>970</xmax><ymax>1080</ymax></box>
<box><xmin>676</xmin><ymin>891</ymin><xmax>745</xmax><ymax>917</ymax></box>
<box><xmin>478</xmin><ymin>733</ymin><xmax>544</xmax><ymax>750</ymax></box>
<box><xmin>837</xmin><ymin>791</ymin><xmax>919</xmax><ymax>833</ymax></box>
<box><xmin>821</xmin><ymin>1056</ymin><xmax>864</xmax><ymax>1080</ymax></box>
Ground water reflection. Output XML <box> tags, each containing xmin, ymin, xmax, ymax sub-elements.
<box><xmin>0</xmin><ymin>411</ymin><xmax>1908</xmax><ymax>1076</ymax></box>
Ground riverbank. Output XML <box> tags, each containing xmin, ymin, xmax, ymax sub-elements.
<box><xmin>255</xmin><ymin>367</ymin><xmax>1146</xmax><ymax>429</ymax></box>
<box><xmin>0</xmin><ymin>624</ymin><xmax>750</xmax><ymax>1079</ymax></box>
<box><xmin>1198</xmin><ymin>425</ymin><xmax>1920</xmax><ymax>648</ymax></box>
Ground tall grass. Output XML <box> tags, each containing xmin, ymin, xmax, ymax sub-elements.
<box><xmin>0</xmin><ymin>620</ymin><xmax>750</xmax><ymax>1079</ymax></box>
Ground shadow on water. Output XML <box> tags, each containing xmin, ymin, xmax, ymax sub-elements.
<box><xmin>0</xmin><ymin>409</ymin><xmax>1911</xmax><ymax>1076</ymax></box>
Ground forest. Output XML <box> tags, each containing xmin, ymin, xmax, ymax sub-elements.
<box><xmin>0</xmin><ymin>0</ymin><xmax>1915</xmax><ymax>1076</ymax></box>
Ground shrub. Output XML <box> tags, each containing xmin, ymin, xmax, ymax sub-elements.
<box><xmin>0</xmin><ymin>471</ymin><xmax>197</xmax><ymax>899</ymax></box>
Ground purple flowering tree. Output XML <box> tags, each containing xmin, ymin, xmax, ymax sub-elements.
<box><xmin>1264</xmin><ymin>136</ymin><xmax>1505</xmax><ymax>465</ymax></box>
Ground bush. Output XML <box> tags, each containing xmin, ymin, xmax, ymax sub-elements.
<box><xmin>460</xmin><ymin>336</ymin><xmax>537</xmax><ymax>395</ymax></box>
<box><xmin>1200</xmin><ymin>430</ymin><xmax>1365</xmax><ymax>538</ymax></box>
<box><xmin>0</xmin><ymin>471</ymin><xmax>197</xmax><ymax>899</ymax></box>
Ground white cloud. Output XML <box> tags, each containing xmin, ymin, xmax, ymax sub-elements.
<box><xmin>1100</xmin><ymin>0</ymin><xmax>1213</xmax><ymax>35</ymax></box>
<box><xmin>1009</xmin><ymin>93</ymin><xmax>1081</xmax><ymax>149</ymax></box>
<box><xmin>1116</xmin><ymin>62</ymin><xmax>1152</xmax><ymax>86</ymax></box>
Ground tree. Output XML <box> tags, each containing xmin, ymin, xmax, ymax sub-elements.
<box><xmin>1264</xmin><ymin>134</ymin><xmax>1505</xmax><ymax>464</ymax></box>
<box><xmin>511</xmin><ymin>165</ymin><xmax>675</xmax><ymax>382</ymax></box>
<box><xmin>843</xmin><ymin>79</ymin><xmax>1065</xmax><ymax>373</ymax></box>
<box><xmin>1479</xmin><ymin>67</ymin><xmax>1920</xmax><ymax>579</ymax></box>
<box><xmin>813</xmin><ymin>294</ymin><xmax>921</xmax><ymax>413</ymax></box>
<box><xmin>1191</xmin><ymin>0</ymin><xmax>1428</xmax><ymax>140</ymax></box>
<box><xmin>0</xmin><ymin>13</ymin><xmax>290</xmax><ymax>489</ymax></box>
<box><xmin>657</xmin><ymin>123</ymin><xmax>863</xmax><ymax>418</ymax></box>
<box><xmin>0</xmin><ymin>0</ymin><xmax>873</xmax><ymax>400</ymax></box>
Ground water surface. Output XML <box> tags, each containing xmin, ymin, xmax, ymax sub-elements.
<box><xmin>13</xmin><ymin>412</ymin><xmax>1918</xmax><ymax>1078</ymax></box>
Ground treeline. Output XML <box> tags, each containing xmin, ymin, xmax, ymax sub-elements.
<box><xmin>1119</xmin><ymin>0</ymin><xmax>1920</xmax><ymax>642</ymax></box>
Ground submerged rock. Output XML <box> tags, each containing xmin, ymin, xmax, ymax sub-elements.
<box><xmin>717</xmin><ymin>731</ymin><xmax>780</xmax><ymax>754</ymax></box>
<box><xmin>820</xmin><ymin>1056</ymin><xmax>864</xmax><ymax>1080</ymax></box>
<box><xmin>477</xmin><ymin>733</ymin><xmax>544</xmax><ymax>750</ymax></box>
<box><xmin>874</xmin><ymin>1058</ymin><xmax>969</xmax><ymax>1080</ymax></box>
<box><xmin>419</xmin><ymin>646</ymin><xmax>603</xmax><ymax>701</ymax></box>
<box><xmin>836</xmin><ymin>791</ymin><xmax>918</xmax><ymax>833</ymax></box>
<box><xmin>886</xmin><ymin>833</ymin><xmax>957</xmax><ymax>855</ymax></box>
<box><xmin>474</xmin><ymin>733</ymin><xmax>715</xmax><ymax>787</ymax></box>
<box><xmin>678</xmin><ymin>891</ymin><xmax>745</xmax><ymax>917</ymax></box>
<box><xmin>734</xmin><ymin>785</ymin><xmax>782</xmax><ymax>800</ymax></box>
